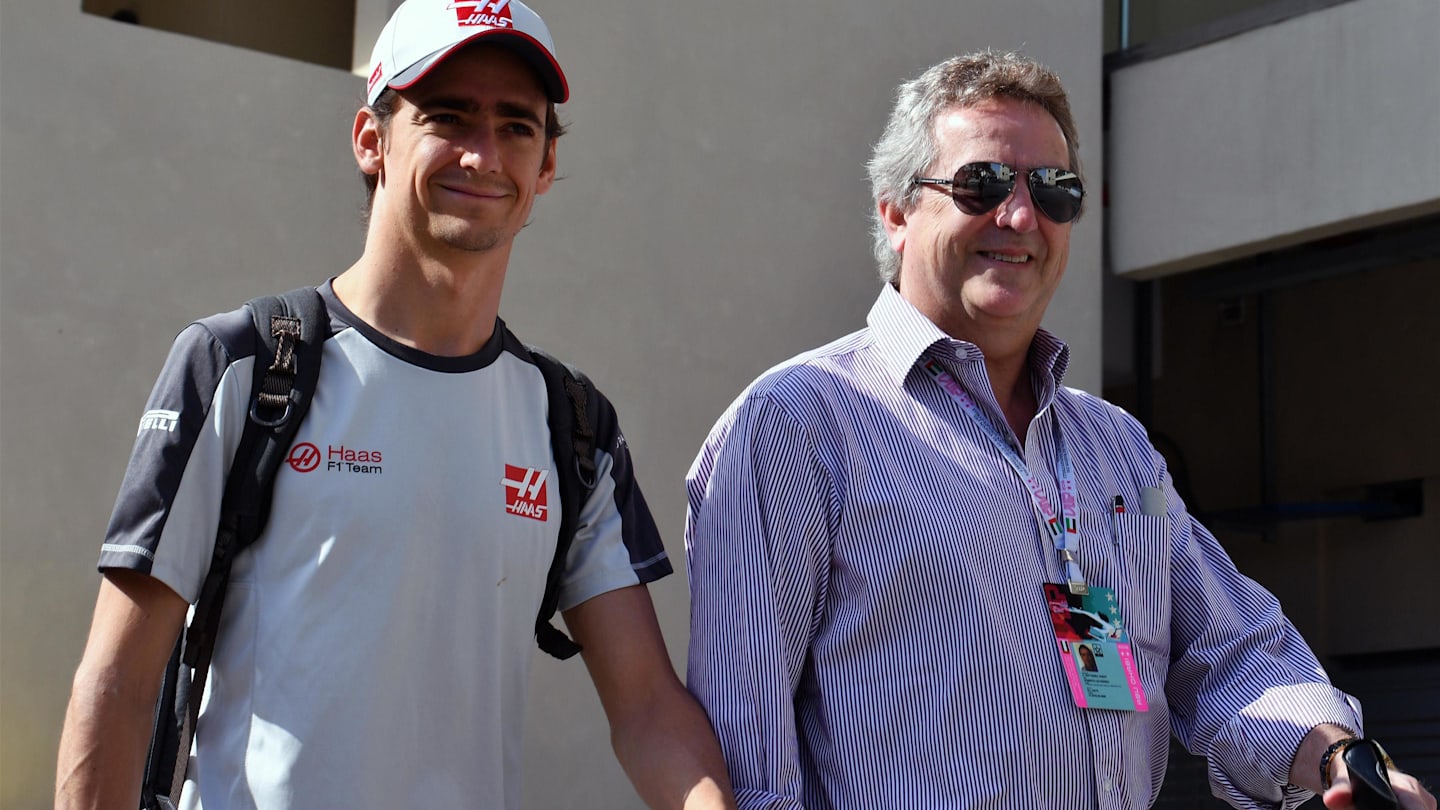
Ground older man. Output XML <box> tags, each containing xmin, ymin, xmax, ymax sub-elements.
<box><xmin>56</xmin><ymin>2</ymin><xmax>733</xmax><ymax>808</ymax></box>
<box><xmin>684</xmin><ymin>51</ymin><xmax>1434</xmax><ymax>810</ymax></box>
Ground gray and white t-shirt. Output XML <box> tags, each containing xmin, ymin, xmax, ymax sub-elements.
<box><xmin>99</xmin><ymin>282</ymin><xmax>669</xmax><ymax>810</ymax></box>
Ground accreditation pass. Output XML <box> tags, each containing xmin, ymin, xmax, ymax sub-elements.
<box><xmin>1043</xmin><ymin>583</ymin><xmax>1148</xmax><ymax>712</ymax></box>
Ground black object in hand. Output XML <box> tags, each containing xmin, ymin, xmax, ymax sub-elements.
<box><xmin>1343</xmin><ymin>739</ymin><xmax>1398</xmax><ymax>810</ymax></box>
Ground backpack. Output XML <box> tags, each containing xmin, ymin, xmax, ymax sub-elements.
<box><xmin>140</xmin><ymin>287</ymin><xmax>598</xmax><ymax>810</ymax></box>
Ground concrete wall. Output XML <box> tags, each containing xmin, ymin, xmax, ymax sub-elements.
<box><xmin>81</xmin><ymin>0</ymin><xmax>356</xmax><ymax>69</ymax></box>
<box><xmin>1107</xmin><ymin>0</ymin><xmax>1440</xmax><ymax>278</ymax></box>
<box><xmin>1</xmin><ymin>5</ymin><xmax>364</xmax><ymax>807</ymax></box>
<box><xmin>1102</xmin><ymin>0</ymin><xmax>1272</xmax><ymax>52</ymax></box>
<box><xmin>0</xmin><ymin>1</ymin><xmax>1104</xmax><ymax>807</ymax></box>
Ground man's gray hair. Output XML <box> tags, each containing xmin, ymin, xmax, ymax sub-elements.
<box><xmin>865</xmin><ymin>50</ymin><xmax>1082</xmax><ymax>283</ymax></box>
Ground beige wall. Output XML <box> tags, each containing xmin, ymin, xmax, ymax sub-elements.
<box><xmin>0</xmin><ymin>1</ymin><xmax>1104</xmax><ymax>808</ymax></box>
<box><xmin>1107</xmin><ymin>0</ymin><xmax>1440</xmax><ymax>278</ymax></box>
<box><xmin>81</xmin><ymin>0</ymin><xmax>356</xmax><ymax>69</ymax></box>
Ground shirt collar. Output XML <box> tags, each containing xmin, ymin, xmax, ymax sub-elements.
<box><xmin>866</xmin><ymin>283</ymin><xmax>1071</xmax><ymax>395</ymax></box>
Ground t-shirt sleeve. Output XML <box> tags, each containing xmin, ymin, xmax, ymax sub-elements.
<box><xmin>98</xmin><ymin>309</ymin><xmax>255</xmax><ymax>604</ymax></box>
<box><xmin>554</xmin><ymin>386</ymin><xmax>670</xmax><ymax>612</ymax></box>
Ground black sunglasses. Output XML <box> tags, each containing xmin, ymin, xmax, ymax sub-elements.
<box><xmin>913</xmin><ymin>162</ymin><xmax>1085</xmax><ymax>224</ymax></box>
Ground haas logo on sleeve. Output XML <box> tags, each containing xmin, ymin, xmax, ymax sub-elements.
<box><xmin>502</xmin><ymin>464</ymin><xmax>548</xmax><ymax>521</ymax></box>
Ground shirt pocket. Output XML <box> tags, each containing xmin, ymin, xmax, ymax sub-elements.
<box><xmin>1110</xmin><ymin>511</ymin><xmax>1174</xmax><ymax>688</ymax></box>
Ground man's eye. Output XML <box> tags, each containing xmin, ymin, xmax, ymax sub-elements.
<box><xmin>504</xmin><ymin>122</ymin><xmax>537</xmax><ymax>136</ymax></box>
<box><xmin>428</xmin><ymin>113</ymin><xmax>461</xmax><ymax>125</ymax></box>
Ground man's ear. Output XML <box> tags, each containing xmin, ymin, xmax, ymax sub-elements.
<box><xmin>353</xmin><ymin>108</ymin><xmax>384</xmax><ymax>179</ymax></box>
<box><xmin>534</xmin><ymin>137</ymin><xmax>558</xmax><ymax>197</ymax></box>
<box><xmin>878</xmin><ymin>197</ymin><xmax>909</xmax><ymax>255</ymax></box>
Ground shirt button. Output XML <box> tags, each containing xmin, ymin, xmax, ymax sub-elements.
<box><xmin>1102</xmin><ymin>778</ymin><xmax>1114</xmax><ymax>792</ymax></box>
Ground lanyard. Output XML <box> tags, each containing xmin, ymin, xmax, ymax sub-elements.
<box><xmin>921</xmin><ymin>357</ymin><xmax>1087</xmax><ymax>595</ymax></box>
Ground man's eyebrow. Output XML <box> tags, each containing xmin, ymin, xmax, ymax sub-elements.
<box><xmin>494</xmin><ymin>101</ymin><xmax>544</xmax><ymax>127</ymax></box>
<box><xmin>417</xmin><ymin>96</ymin><xmax>479</xmax><ymax>114</ymax></box>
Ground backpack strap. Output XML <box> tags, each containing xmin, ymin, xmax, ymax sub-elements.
<box><xmin>141</xmin><ymin>287</ymin><xmax>327</xmax><ymax>809</ymax></box>
<box><xmin>528</xmin><ymin>347</ymin><xmax>600</xmax><ymax>660</ymax></box>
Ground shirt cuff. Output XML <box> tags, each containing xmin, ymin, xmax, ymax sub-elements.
<box><xmin>1208</xmin><ymin>682</ymin><xmax>1363</xmax><ymax>808</ymax></box>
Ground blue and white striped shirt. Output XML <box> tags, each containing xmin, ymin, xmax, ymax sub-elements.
<box><xmin>685</xmin><ymin>284</ymin><xmax>1361</xmax><ymax>810</ymax></box>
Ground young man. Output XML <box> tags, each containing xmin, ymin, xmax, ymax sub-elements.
<box><xmin>684</xmin><ymin>51</ymin><xmax>1435</xmax><ymax>810</ymax></box>
<box><xmin>56</xmin><ymin>2</ymin><xmax>734</xmax><ymax>808</ymax></box>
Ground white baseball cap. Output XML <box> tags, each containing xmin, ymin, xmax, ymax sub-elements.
<box><xmin>365</xmin><ymin>0</ymin><xmax>569</xmax><ymax>106</ymax></box>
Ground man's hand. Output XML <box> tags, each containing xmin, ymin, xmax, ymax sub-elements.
<box><xmin>1323</xmin><ymin>750</ymin><xmax>1437</xmax><ymax>810</ymax></box>
<box><xmin>1293</xmin><ymin>725</ymin><xmax>1436</xmax><ymax>810</ymax></box>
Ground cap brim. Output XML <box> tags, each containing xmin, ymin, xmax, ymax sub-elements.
<box><xmin>389</xmin><ymin>30</ymin><xmax>568</xmax><ymax>104</ymax></box>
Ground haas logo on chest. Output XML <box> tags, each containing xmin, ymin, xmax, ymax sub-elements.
<box><xmin>502</xmin><ymin>464</ymin><xmax>549</xmax><ymax>521</ymax></box>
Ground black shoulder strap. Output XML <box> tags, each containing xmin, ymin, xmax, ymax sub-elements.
<box><xmin>528</xmin><ymin>347</ymin><xmax>599</xmax><ymax>660</ymax></box>
<box><xmin>141</xmin><ymin>287</ymin><xmax>326</xmax><ymax>810</ymax></box>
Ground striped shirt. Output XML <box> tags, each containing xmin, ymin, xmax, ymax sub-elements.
<box><xmin>684</xmin><ymin>284</ymin><xmax>1361</xmax><ymax>810</ymax></box>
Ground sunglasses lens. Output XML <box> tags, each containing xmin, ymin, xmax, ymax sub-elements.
<box><xmin>1029</xmin><ymin>169</ymin><xmax>1084</xmax><ymax>223</ymax></box>
<box><xmin>941</xmin><ymin>163</ymin><xmax>1084</xmax><ymax>222</ymax></box>
<box><xmin>952</xmin><ymin>163</ymin><xmax>1015</xmax><ymax>216</ymax></box>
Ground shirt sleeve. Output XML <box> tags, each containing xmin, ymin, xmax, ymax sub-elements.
<box><xmin>684</xmin><ymin>390</ymin><xmax>833</xmax><ymax>810</ymax></box>
<box><xmin>1160</xmin><ymin>472</ymin><xmax>1363</xmax><ymax>809</ymax></box>
<box><xmin>98</xmin><ymin>313</ymin><xmax>253</xmax><ymax>603</ymax></box>
<box><xmin>555</xmin><ymin>386</ymin><xmax>670</xmax><ymax>611</ymax></box>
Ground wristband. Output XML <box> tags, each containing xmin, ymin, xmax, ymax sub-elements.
<box><xmin>1320</xmin><ymin>737</ymin><xmax>1360</xmax><ymax>790</ymax></box>
<box><xmin>1320</xmin><ymin>737</ymin><xmax>1395</xmax><ymax>791</ymax></box>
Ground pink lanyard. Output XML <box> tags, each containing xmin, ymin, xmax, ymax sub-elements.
<box><xmin>922</xmin><ymin>358</ymin><xmax>1087</xmax><ymax>595</ymax></box>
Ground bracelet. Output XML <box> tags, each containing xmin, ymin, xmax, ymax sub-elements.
<box><xmin>1320</xmin><ymin>737</ymin><xmax>1359</xmax><ymax>790</ymax></box>
<box><xmin>1320</xmin><ymin>737</ymin><xmax>1395</xmax><ymax>790</ymax></box>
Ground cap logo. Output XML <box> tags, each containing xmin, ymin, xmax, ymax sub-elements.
<box><xmin>367</xmin><ymin>63</ymin><xmax>384</xmax><ymax>93</ymax></box>
<box><xmin>450</xmin><ymin>0</ymin><xmax>513</xmax><ymax>28</ymax></box>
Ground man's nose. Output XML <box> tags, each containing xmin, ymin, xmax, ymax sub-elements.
<box><xmin>994</xmin><ymin>174</ymin><xmax>1039</xmax><ymax>233</ymax></box>
<box><xmin>459</xmin><ymin>130</ymin><xmax>501</xmax><ymax>171</ymax></box>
